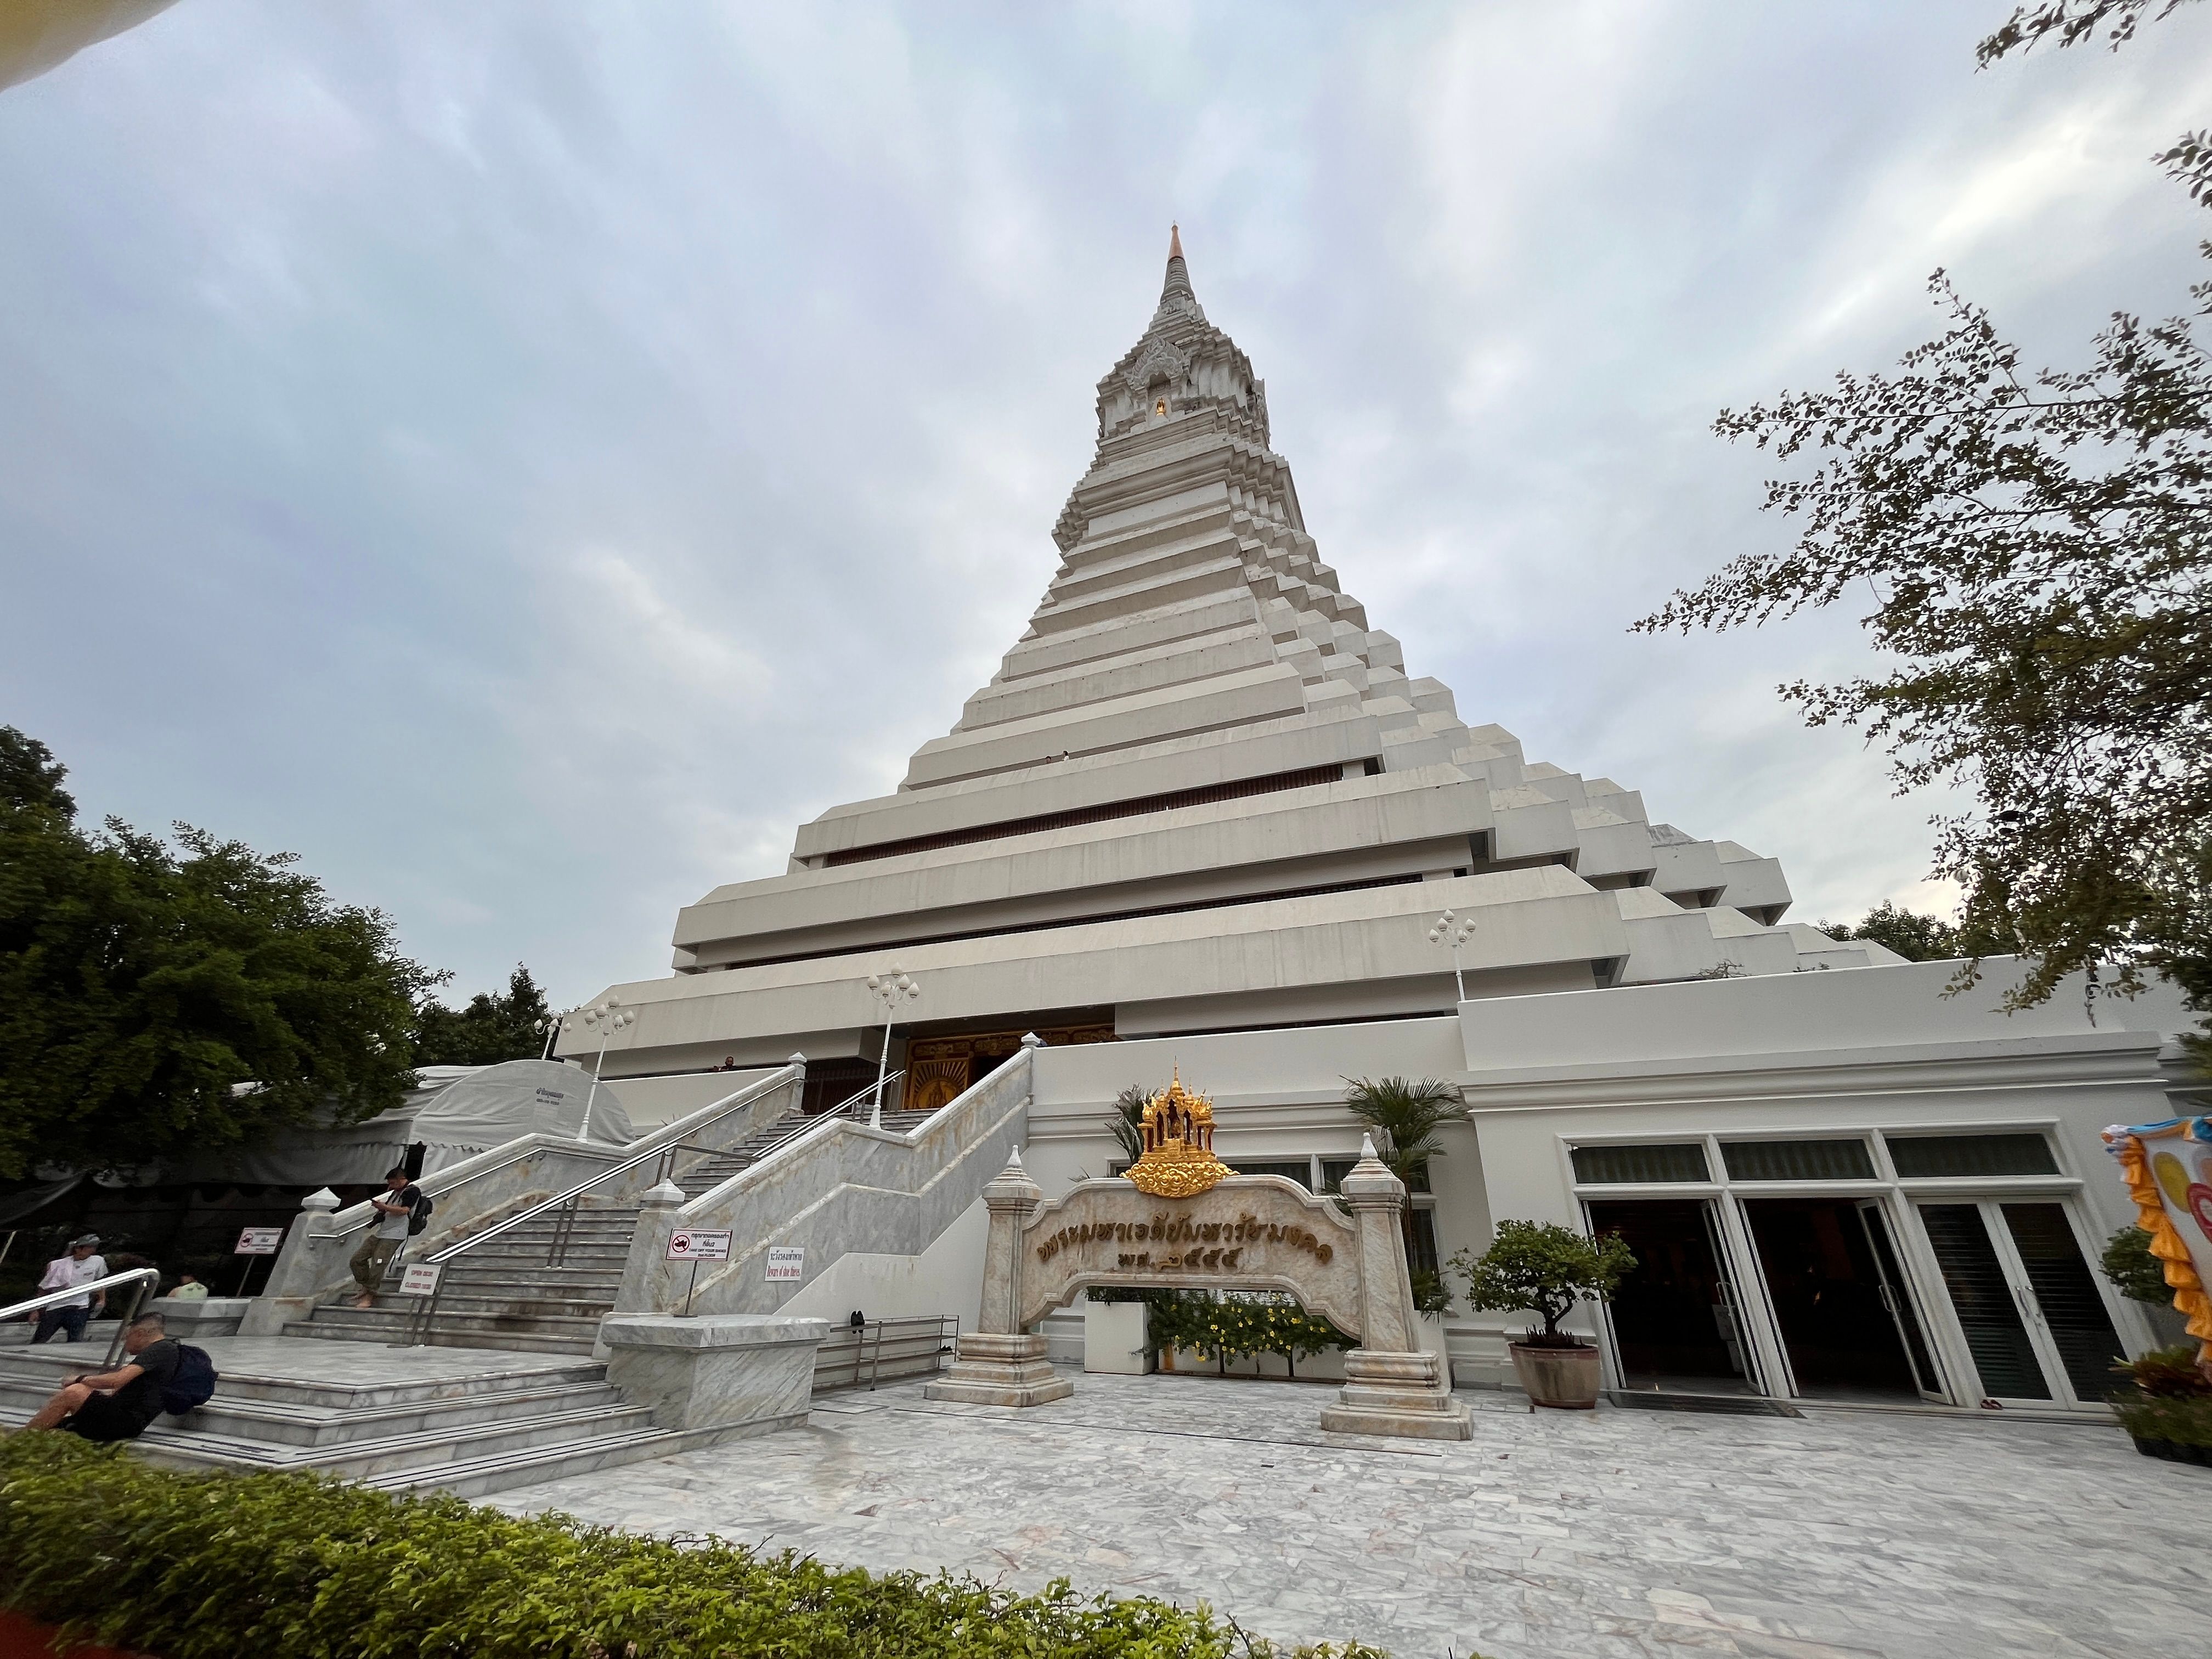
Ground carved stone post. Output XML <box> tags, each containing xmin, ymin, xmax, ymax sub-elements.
<box><xmin>613</xmin><ymin>1178</ymin><xmax>687</xmax><ymax>1316</ymax></box>
<box><xmin>924</xmin><ymin>1148</ymin><xmax>1074</xmax><ymax>1407</ymax></box>
<box><xmin>240</xmin><ymin>1186</ymin><xmax>343</xmax><ymax>1337</ymax></box>
<box><xmin>1318</xmin><ymin>1138</ymin><xmax>1472</xmax><ymax>1440</ymax></box>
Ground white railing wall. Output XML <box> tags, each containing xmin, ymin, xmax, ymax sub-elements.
<box><xmin>241</xmin><ymin>1062</ymin><xmax>807</xmax><ymax>1333</ymax></box>
<box><xmin>622</xmin><ymin>1045</ymin><xmax>1035</xmax><ymax>1320</ymax></box>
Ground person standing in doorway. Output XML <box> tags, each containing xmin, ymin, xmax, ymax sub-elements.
<box><xmin>350</xmin><ymin>1167</ymin><xmax>420</xmax><ymax>1308</ymax></box>
<box><xmin>27</xmin><ymin>1236</ymin><xmax>107</xmax><ymax>1343</ymax></box>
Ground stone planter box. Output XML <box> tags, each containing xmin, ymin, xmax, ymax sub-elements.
<box><xmin>2131</xmin><ymin>1435</ymin><xmax>2211</xmax><ymax>1466</ymax></box>
<box><xmin>1509</xmin><ymin>1341</ymin><xmax>1601</xmax><ymax>1409</ymax></box>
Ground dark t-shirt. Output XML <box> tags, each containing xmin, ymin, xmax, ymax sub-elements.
<box><xmin>106</xmin><ymin>1339</ymin><xmax>180</xmax><ymax>1426</ymax></box>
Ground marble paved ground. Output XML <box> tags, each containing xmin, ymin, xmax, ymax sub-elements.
<box><xmin>491</xmin><ymin>1370</ymin><xmax>2205</xmax><ymax>1659</ymax></box>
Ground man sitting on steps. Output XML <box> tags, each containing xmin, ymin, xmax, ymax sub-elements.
<box><xmin>22</xmin><ymin>1313</ymin><xmax>179</xmax><ymax>1443</ymax></box>
<box><xmin>351</xmin><ymin>1166</ymin><xmax>421</xmax><ymax>1309</ymax></box>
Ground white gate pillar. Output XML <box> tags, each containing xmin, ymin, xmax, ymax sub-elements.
<box><xmin>1319</xmin><ymin>1138</ymin><xmax>1472</xmax><ymax>1440</ymax></box>
<box><xmin>923</xmin><ymin>1149</ymin><xmax>1075</xmax><ymax>1407</ymax></box>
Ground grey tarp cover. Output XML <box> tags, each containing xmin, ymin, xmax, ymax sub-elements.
<box><xmin>166</xmin><ymin>1060</ymin><xmax>637</xmax><ymax>1186</ymax></box>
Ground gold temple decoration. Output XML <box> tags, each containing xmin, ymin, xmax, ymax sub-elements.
<box><xmin>1122</xmin><ymin>1069</ymin><xmax>1233</xmax><ymax>1199</ymax></box>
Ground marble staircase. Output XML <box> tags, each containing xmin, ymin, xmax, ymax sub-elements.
<box><xmin>673</xmin><ymin>1107</ymin><xmax>936</xmax><ymax>1197</ymax></box>
<box><xmin>281</xmin><ymin>1206</ymin><xmax>640</xmax><ymax>1355</ymax></box>
<box><xmin>0</xmin><ymin>1336</ymin><xmax>735</xmax><ymax>1500</ymax></box>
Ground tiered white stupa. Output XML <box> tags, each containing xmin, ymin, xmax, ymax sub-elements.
<box><xmin>572</xmin><ymin>230</ymin><xmax>1890</xmax><ymax>1101</ymax></box>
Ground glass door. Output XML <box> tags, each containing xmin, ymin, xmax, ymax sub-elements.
<box><xmin>1997</xmin><ymin>1201</ymin><xmax>2126</xmax><ymax>1407</ymax></box>
<box><xmin>1915</xmin><ymin>1200</ymin><xmax>2124</xmax><ymax>1408</ymax></box>
<box><xmin>1854</xmin><ymin>1200</ymin><xmax>1945</xmax><ymax>1402</ymax></box>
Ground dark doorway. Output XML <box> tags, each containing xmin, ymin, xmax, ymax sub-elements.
<box><xmin>1586</xmin><ymin>1199</ymin><xmax>1756</xmax><ymax>1394</ymax></box>
<box><xmin>1742</xmin><ymin>1197</ymin><xmax>1919</xmax><ymax>1401</ymax></box>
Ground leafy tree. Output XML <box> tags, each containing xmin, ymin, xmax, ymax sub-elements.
<box><xmin>1449</xmin><ymin>1220</ymin><xmax>1635</xmax><ymax>1348</ymax></box>
<box><xmin>1814</xmin><ymin>901</ymin><xmax>1964</xmax><ymax>963</ymax></box>
<box><xmin>414</xmin><ymin>964</ymin><xmax>554</xmax><ymax>1067</ymax></box>
<box><xmin>0</xmin><ymin>726</ymin><xmax>437</xmax><ymax>1178</ymax></box>
<box><xmin>1638</xmin><ymin>6</ymin><xmax>2212</xmax><ymax>1048</ymax></box>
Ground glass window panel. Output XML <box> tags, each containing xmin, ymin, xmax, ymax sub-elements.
<box><xmin>1229</xmin><ymin>1160</ymin><xmax>1313</xmax><ymax>1187</ymax></box>
<box><xmin>1887</xmin><ymin>1133</ymin><xmax>2059</xmax><ymax>1179</ymax></box>
<box><xmin>1721</xmin><ymin>1138</ymin><xmax>1875</xmax><ymax>1182</ymax></box>
<box><xmin>1917</xmin><ymin>1203</ymin><xmax>2050</xmax><ymax>1400</ymax></box>
<box><xmin>2001</xmin><ymin>1202</ymin><xmax>2124</xmax><ymax>1403</ymax></box>
<box><xmin>1408</xmin><ymin>1207</ymin><xmax>1441</xmax><ymax>1276</ymax></box>
<box><xmin>1570</xmin><ymin>1142</ymin><xmax>1711</xmax><ymax>1184</ymax></box>
<box><xmin>1318</xmin><ymin>1156</ymin><xmax>1430</xmax><ymax>1193</ymax></box>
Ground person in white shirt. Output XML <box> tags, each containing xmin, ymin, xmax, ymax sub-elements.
<box><xmin>30</xmin><ymin>1236</ymin><xmax>108</xmax><ymax>1344</ymax></box>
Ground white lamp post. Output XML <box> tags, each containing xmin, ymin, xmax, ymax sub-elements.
<box><xmin>1427</xmin><ymin>910</ymin><xmax>1476</xmax><ymax>1003</ymax></box>
<box><xmin>864</xmin><ymin>969</ymin><xmax>921</xmax><ymax>1130</ymax></box>
<box><xmin>536</xmin><ymin>1007</ymin><xmax>577</xmax><ymax>1061</ymax></box>
<box><xmin>575</xmin><ymin>998</ymin><xmax>635</xmax><ymax>1142</ymax></box>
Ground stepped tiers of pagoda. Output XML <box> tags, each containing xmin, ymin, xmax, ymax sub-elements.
<box><xmin>565</xmin><ymin>228</ymin><xmax>1901</xmax><ymax>1085</ymax></box>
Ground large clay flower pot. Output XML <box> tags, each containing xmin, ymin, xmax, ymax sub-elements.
<box><xmin>1509</xmin><ymin>1341</ymin><xmax>1601</xmax><ymax>1410</ymax></box>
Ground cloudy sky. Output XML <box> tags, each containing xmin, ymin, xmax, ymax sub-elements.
<box><xmin>3</xmin><ymin>1</ymin><xmax>2208</xmax><ymax>1010</ymax></box>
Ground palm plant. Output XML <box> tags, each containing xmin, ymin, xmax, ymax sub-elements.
<box><xmin>1340</xmin><ymin>1075</ymin><xmax>1460</xmax><ymax>1193</ymax></box>
<box><xmin>1108</xmin><ymin>1084</ymin><xmax>1153</xmax><ymax>1165</ymax></box>
<box><xmin>1341</xmin><ymin>1075</ymin><xmax>1462</xmax><ymax>1314</ymax></box>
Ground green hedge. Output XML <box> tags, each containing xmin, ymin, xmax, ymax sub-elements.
<box><xmin>0</xmin><ymin>1434</ymin><xmax>1386</xmax><ymax>1659</ymax></box>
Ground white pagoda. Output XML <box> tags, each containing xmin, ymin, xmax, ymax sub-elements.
<box><xmin>572</xmin><ymin>228</ymin><xmax>1888</xmax><ymax>1105</ymax></box>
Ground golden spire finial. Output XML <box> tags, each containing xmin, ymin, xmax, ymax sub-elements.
<box><xmin>1169</xmin><ymin>223</ymin><xmax>1183</xmax><ymax>260</ymax></box>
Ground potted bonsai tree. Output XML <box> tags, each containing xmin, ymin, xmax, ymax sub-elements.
<box><xmin>1449</xmin><ymin>1218</ymin><xmax>1635</xmax><ymax>1409</ymax></box>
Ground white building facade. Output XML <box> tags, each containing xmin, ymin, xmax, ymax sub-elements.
<box><xmin>569</xmin><ymin>233</ymin><xmax>2199</xmax><ymax>1410</ymax></box>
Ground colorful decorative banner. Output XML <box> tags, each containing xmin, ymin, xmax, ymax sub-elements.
<box><xmin>2103</xmin><ymin>1115</ymin><xmax>2212</xmax><ymax>1365</ymax></box>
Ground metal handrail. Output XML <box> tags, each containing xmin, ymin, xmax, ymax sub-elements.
<box><xmin>330</xmin><ymin>1069</ymin><xmax>802</xmax><ymax>1248</ymax></box>
<box><xmin>686</xmin><ymin>1072</ymin><xmax>909</xmax><ymax>1194</ymax></box>
<box><xmin>1</xmin><ymin>1267</ymin><xmax>164</xmax><ymax>1369</ymax></box>
<box><xmin>414</xmin><ymin>1066</ymin><xmax>802</xmax><ymax>1269</ymax></box>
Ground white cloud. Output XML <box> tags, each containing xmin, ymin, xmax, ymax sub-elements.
<box><xmin>4</xmin><ymin>0</ymin><xmax>2207</xmax><ymax>1003</ymax></box>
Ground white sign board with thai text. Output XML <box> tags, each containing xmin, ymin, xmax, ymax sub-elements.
<box><xmin>233</xmin><ymin>1227</ymin><xmax>284</xmax><ymax>1255</ymax></box>
<box><xmin>764</xmin><ymin>1246</ymin><xmax>805</xmax><ymax>1283</ymax></box>
<box><xmin>666</xmin><ymin>1229</ymin><xmax>733</xmax><ymax>1262</ymax></box>
<box><xmin>398</xmin><ymin>1263</ymin><xmax>442</xmax><ymax>1297</ymax></box>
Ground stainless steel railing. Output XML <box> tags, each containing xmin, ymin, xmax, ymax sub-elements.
<box><xmin>387</xmin><ymin>1065</ymin><xmax>806</xmax><ymax>1344</ymax></box>
<box><xmin>811</xmin><ymin>1314</ymin><xmax>958</xmax><ymax>1393</ymax></box>
<box><xmin>0</xmin><ymin>1267</ymin><xmax>165</xmax><ymax>1369</ymax></box>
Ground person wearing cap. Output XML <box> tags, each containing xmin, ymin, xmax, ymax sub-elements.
<box><xmin>29</xmin><ymin>1236</ymin><xmax>108</xmax><ymax>1344</ymax></box>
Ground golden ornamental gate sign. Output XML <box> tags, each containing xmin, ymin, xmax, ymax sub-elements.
<box><xmin>927</xmin><ymin>1076</ymin><xmax>1471</xmax><ymax>1440</ymax></box>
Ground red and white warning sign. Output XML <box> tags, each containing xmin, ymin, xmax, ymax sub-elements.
<box><xmin>665</xmin><ymin>1228</ymin><xmax>733</xmax><ymax>1263</ymax></box>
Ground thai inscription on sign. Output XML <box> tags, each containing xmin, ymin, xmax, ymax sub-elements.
<box><xmin>1035</xmin><ymin>1209</ymin><xmax>1335</xmax><ymax>1273</ymax></box>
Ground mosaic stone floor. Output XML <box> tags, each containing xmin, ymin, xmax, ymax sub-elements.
<box><xmin>491</xmin><ymin>1369</ymin><xmax>2206</xmax><ymax>1659</ymax></box>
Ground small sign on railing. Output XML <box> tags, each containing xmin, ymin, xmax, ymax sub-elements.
<box><xmin>666</xmin><ymin>1229</ymin><xmax>733</xmax><ymax>1262</ymax></box>
<box><xmin>765</xmin><ymin>1246</ymin><xmax>805</xmax><ymax>1283</ymax></box>
<box><xmin>234</xmin><ymin>1227</ymin><xmax>284</xmax><ymax>1255</ymax></box>
<box><xmin>399</xmin><ymin>1263</ymin><xmax>442</xmax><ymax>1297</ymax></box>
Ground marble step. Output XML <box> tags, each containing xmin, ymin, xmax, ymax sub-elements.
<box><xmin>150</xmin><ymin>1400</ymin><xmax>662</xmax><ymax>1480</ymax></box>
<box><xmin>0</xmin><ymin>1343</ymin><xmax>608</xmax><ymax>1410</ymax></box>
<box><xmin>368</xmin><ymin>1420</ymin><xmax>748</xmax><ymax>1501</ymax></box>
<box><xmin>286</xmin><ymin>1312</ymin><xmax>602</xmax><ymax>1355</ymax></box>
<box><xmin>356</xmin><ymin>1290</ymin><xmax>619</xmax><ymax>1319</ymax></box>
<box><xmin>436</xmin><ymin>1267</ymin><xmax>627</xmax><ymax>1293</ymax></box>
<box><xmin>438</xmin><ymin>1244</ymin><xmax>634</xmax><ymax>1267</ymax></box>
<box><xmin>0</xmin><ymin>1370</ymin><xmax>628</xmax><ymax>1448</ymax></box>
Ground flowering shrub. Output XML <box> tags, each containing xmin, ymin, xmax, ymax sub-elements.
<box><xmin>1142</xmin><ymin>1289</ymin><xmax>1353</xmax><ymax>1377</ymax></box>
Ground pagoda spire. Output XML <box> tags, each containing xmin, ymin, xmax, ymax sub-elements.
<box><xmin>1158</xmin><ymin>222</ymin><xmax>1196</xmax><ymax>313</ymax></box>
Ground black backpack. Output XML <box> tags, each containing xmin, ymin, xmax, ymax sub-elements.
<box><xmin>407</xmin><ymin>1188</ymin><xmax>434</xmax><ymax>1237</ymax></box>
<box><xmin>161</xmin><ymin>1344</ymin><xmax>218</xmax><ymax>1415</ymax></box>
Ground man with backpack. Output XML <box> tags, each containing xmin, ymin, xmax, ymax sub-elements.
<box><xmin>20</xmin><ymin>1312</ymin><xmax>215</xmax><ymax>1442</ymax></box>
<box><xmin>350</xmin><ymin>1165</ymin><xmax>425</xmax><ymax>1308</ymax></box>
